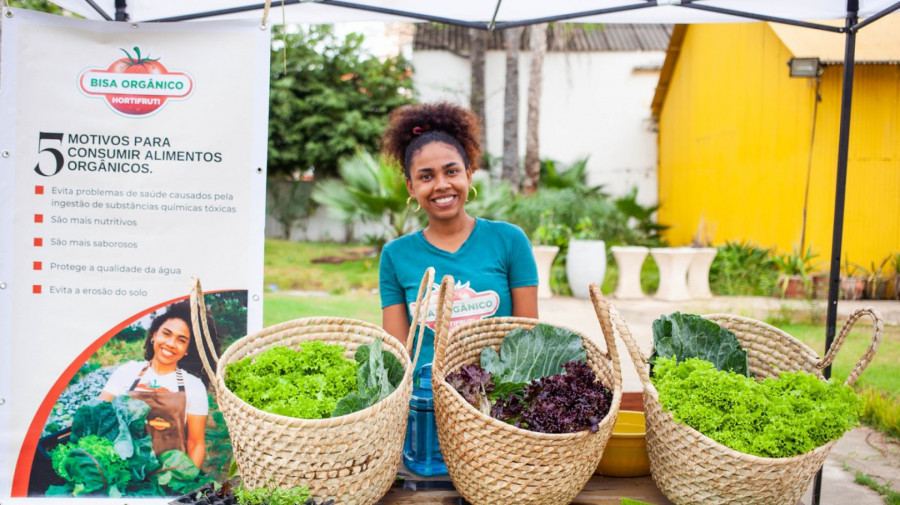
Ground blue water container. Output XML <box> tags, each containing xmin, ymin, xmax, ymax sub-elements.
<box><xmin>402</xmin><ymin>363</ymin><xmax>447</xmax><ymax>476</ymax></box>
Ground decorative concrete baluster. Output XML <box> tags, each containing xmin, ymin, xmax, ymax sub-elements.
<box><xmin>687</xmin><ymin>247</ymin><xmax>717</xmax><ymax>299</ymax></box>
<box><xmin>611</xmin><ymin>246</ymin><xmax>649</xmax><ymax>299</ymax></box>
<box><xmin>532</xmin><ymin>245</ymin><xmax>560</xmax><ymax>299</ymax></box>
<box><xmin>650</xmin><ymin>247</ymin><xmax>696</xmax><ymax>301</ymax></box>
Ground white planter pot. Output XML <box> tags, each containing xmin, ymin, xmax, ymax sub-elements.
<box><xmin>566</xmin><ymin>239</ymin><xmax>606</xmax><ymax>299</ymax></box>
<box><xmin>532</xmin><ymin>245</ymin><xmax>560</xmax><ymax>299</ymax></box>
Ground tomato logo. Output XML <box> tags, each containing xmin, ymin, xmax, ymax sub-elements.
<box><xmin>79</xmin><ymin>47</ymin><xmax>194</xmax><ymax>117</ymax></box>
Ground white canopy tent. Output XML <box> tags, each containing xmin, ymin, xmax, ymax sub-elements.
<box><xmin>38</xmin><ymin>1</ymin><xmax>900</xmax><ymax>503</ymax></box>
<box><xmin>42</xmin><ymin>0</ymin><xmax>900</xmax><ymax>28</ymax></box>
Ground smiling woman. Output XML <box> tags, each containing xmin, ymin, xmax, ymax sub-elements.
<box><xmin>98</xmin><ymin>300</ymin><xmax>220</xmax><ymax>469</ymax></box>
<box><xmin>378</xmin><ymin>102</ymin><xmax>539</xmax><ymax>476</ymax></box>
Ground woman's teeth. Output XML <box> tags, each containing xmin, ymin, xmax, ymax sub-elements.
<box><xmin>434</xmin><ymin>196</ymin><xmax>454</xmax><ymax>205</ymax></box>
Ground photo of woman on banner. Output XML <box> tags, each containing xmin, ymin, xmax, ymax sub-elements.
<box><xmin>99</xmin><ymin>300</ymin><xmax>220</xmax><ymax>469</ymax></box>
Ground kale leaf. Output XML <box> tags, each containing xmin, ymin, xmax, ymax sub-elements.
<box><xmin>650</xmin><ymin>312</ymin><xmax>749</xmax><ymax>377</ymax></box>
<box><xmin>481</xmin><ymin>323</ymin><xmax>586</xmax><ymax>385</ymax></box>
<box><xmin>331</xmin><ymin>338</ymin><xmax>403</xmax><ymax>417</ymax></box>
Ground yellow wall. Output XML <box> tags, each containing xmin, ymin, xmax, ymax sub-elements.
<box><xmin>658</xmin><ymin>23</ymin><xmax>900</xmax><ymax>272</ymax></box>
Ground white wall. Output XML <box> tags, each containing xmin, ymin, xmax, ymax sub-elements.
<box><xmin>413</xmin><ymin>49</ymin><xmax>664</xmax><ymax>207</ymax></box>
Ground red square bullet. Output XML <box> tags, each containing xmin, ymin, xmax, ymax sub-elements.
<box><xmin>33</xmin><ymin>285</ymin><xmax>42</xmax><ymax>294</ymax></box>
<box><xmin>34</xmin><ymin>261</ymin><xmax>42</xmax><ymax>270</ymax></box>
<box><xmin>35</xmin><ymin>185</ymin><xmax>44</xmax><ymax>195</ymax></box>
<box><xmin>35</xmin><ymin>214</ymin><xmax>43</xmax><ymax>223</ymax></box>
<box><xmin>34</xmin><ymin>237</ymin><xmax>43</xmax><ymax>246</ymax></box>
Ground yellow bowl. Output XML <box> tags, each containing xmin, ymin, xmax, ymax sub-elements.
<box><xmin>595</xmin><ymin>410</ymin><xmax>650</xmax><ymax>477</ymax></box>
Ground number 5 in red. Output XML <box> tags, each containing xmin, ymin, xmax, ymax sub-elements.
<box><xmin>34</xmin><ymin>132</ymin><xmax>64</xmax><ymax>177</ymax></box>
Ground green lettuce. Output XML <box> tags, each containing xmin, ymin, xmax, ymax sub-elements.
<box><xmin>650</xmin><ymin>312</ymin><xmax>749</xmax><ymax>377</ymax></box>
<box><xmin>652</xmin><ymin>357</ymin><xmax>863</xmax><ymax>458</ymax></box>
<box><xmin>50</xmin><ymin>434</ymin><xmax>131</xmax><ymax>496</ymax></box>
<box><xmin>225</xmin><ymin>342</ymin><xmax>358</xmax><ymax>419</ymax></box>
<box><xmin>481</xmin><ymin>323</ymin><xmax>586</xmax><ymax>386</ymax></box>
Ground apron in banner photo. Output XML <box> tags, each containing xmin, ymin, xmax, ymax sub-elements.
<box><xmin>0</xmin><ymin>8</ymin><xmax>270</xmax><ymax>499</ymax></box>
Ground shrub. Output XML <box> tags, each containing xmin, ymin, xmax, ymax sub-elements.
<box><xmin>709</xmin><ymin>241</ymin><xmax>779</xmax><ymax>296</ymax></box>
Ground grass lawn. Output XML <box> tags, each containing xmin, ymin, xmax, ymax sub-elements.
<box><xmin>264</xmin><ymin>292</ymin><xmax>381</xmax><ymax>327</ymax></box>
<box><xmin>785</xmin><ymin>322</ymin><xmax>900</xmax><ymax>395</ymax></box>
<box><xmin>264</xmin><ymin>238</ymin><xmax>379</xmax><ymax>294</ymax></box>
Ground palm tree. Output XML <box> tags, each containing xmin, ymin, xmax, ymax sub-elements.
<box><xmin>311</xmin><ymin>151</ymin><xmax>416</xmax><ymax>245</ymax></box>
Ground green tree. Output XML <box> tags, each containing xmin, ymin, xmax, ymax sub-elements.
<box><xmin>268</xmin><ymin>25</ymin><xmax>415</xmax><ymax>179</ymax></box>
<box><xmin>8</xmin><ymin>0</ymin><xmax>64</xmax><ymax>14</ymax></box>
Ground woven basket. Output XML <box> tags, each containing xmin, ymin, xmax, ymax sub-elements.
<box><xmin>431</xmin><ymin>277</ymin><xmax>622</xmax><ymax>505</ymax></box>
<box><xmin>188</xmin><ymin>268</ymin><xmax>435</xmax><ymax>505</ymax></box>
<box><xmin>595</xmin><ymin>287</ymin><xmax>884</xmax><ymax>505</ymax></box>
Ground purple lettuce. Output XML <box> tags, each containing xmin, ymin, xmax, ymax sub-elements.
<box><xmin>495</xmin><ymin>360</ymin><xmax>613</xmax><ymax>434</ymax></box>
<box><xmin>446</xmin><ymin>364</ymin><xmax>495</xmax><ymax>416</ymax></box>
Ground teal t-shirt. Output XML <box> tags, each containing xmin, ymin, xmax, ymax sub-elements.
<box><xmin>379</xmin><ymin>218</ymin><xmax>538</xmax><ymax>369</ymax></box>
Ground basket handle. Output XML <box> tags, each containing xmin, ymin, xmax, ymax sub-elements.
<box><xmin>406</xmin><ymin>267</ymin><xmax>435</xmax><ymax>371</ymax></box>
<box><xmin>431</xmin><ymin>275</ymin><xmax>456</xmax><ymax>373</ymax></box>
<box><xmin>189</xmin><ymin>277</ymin><xmax>220</xmax><ymax>387</ymax></box>
<box><xmin>590</xmin><ymin>284</ymin><xmax>653</xmax><ymax>389</ymax></box>
<box><xmin>588</xmin><ymin>283</ymin><xmax>623</xmax><ymax>386</ymax></box>
<box><xmin>815</xmin><ymin>307</ymin><xmax>884</xmax><ymax>387</ymax></box>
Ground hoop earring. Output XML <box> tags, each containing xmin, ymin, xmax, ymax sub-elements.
<box><xmin>467</xmin><ymin>186</ymin><xmax>478</xmax><ymax>202</ymax></box>
<box><xmin>406</xmin><ymin>196</ymin><xmax>421</xmax><ymax>212</ymax></box>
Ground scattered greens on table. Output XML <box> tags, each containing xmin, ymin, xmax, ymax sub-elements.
<box><xmin>652</xmin><ymin>356</ymin><xmax>864</xmax><ymax>458</ymax></box>
<box><xmin>447</xmin><ymin>323</ymin><xmax>613</xmax><ymax>434</ymax></box>
<box><xmin>48</xmin><ymin>396</ymin><xmax>211</xmax><ymax>497</ymax></box>
<box><xmin>224</xmin><ymin>338</ymin><xmax>402</xmax><ymax>420</ymax></box>
<box><xmin>169</xmin><ymin>480</ymin><xmax>336</xmax><ymax>505</ymax></box>
<box><xmin>650</xmin><ymin>312</ymin><xmax>749</xmax><ymax>377</ymax></box>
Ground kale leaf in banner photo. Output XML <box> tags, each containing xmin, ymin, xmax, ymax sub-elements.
<box><xmin>155</xmin><ymin>450</ymin><xmax>208</xmax><ymax>494</ymax></box>
<box><xmin>650</xmin><ymin>312</ymin><xmax>749</xmax><ymax>377</ymax></box>
<box><xmin>481</xmin><ymin>323</ymin><xmax>586</xmax><ymax>385</ymax></box>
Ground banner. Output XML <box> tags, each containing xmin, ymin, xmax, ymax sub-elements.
<box><xmin>0</xmin><ymin>8</ymin><xmax>269</xmax><ymax>501</ymax></box>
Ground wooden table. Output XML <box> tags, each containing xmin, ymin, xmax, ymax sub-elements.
<box><xmin>377</xmin><ymin>474</ymin><xmax>674</xmax><ymax>505</ymax></box>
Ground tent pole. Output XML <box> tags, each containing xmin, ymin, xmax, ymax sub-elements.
<box><xmin>812</xmin><ymin>1</ymin><xmax>857</xmax><ymax>504</ymax></box>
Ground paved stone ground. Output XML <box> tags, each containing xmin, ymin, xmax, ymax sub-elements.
<box><xmin>538</xmin><ymin>294</ymin><xmax>900</xmax><ymax>505</ymax></box>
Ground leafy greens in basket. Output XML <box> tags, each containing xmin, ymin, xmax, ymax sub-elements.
<box><xmin>448</xmin><ymin>323</ymin><xmax>612</xmax><ymax>434</ymax></box>
<box><xmin>481</xmin><ymin>323</ymin><xmax>586</xmax><ymax>396</ymax></box>
<box><xmin>652</xmin><ymin>356</ymin><xmax>863</xmax><ymax>458</ymax></box>
<box><xmin>650</xmin><ymin>312</ymin><xmax>749</xmax><ymax>377</ymax></box>
<box><xmin>225</xmin><ymin>338</ymin><xmax>402</xmax><ymax>420</ymax></box>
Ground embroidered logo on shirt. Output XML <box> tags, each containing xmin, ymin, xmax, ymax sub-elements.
<box><xmin>411</xmin><ymin>281</ymin><xmax>500</xmax><ymax>330</ymax></box>
<box><xmin>147</xmin><ymin>417</ymin><xmax>172</xmax><ymax>431</ymax></box>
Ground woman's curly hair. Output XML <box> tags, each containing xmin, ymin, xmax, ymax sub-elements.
<box><xmin>381</xmin><ymin>102</ymin><xmax>483</xmax><ymax>178</ymax></box>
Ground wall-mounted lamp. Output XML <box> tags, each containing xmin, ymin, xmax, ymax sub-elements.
<box><xmin>787</xmin><ymin>57</ymin><xmax>823</xmax><ymax>78</ymax></box>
